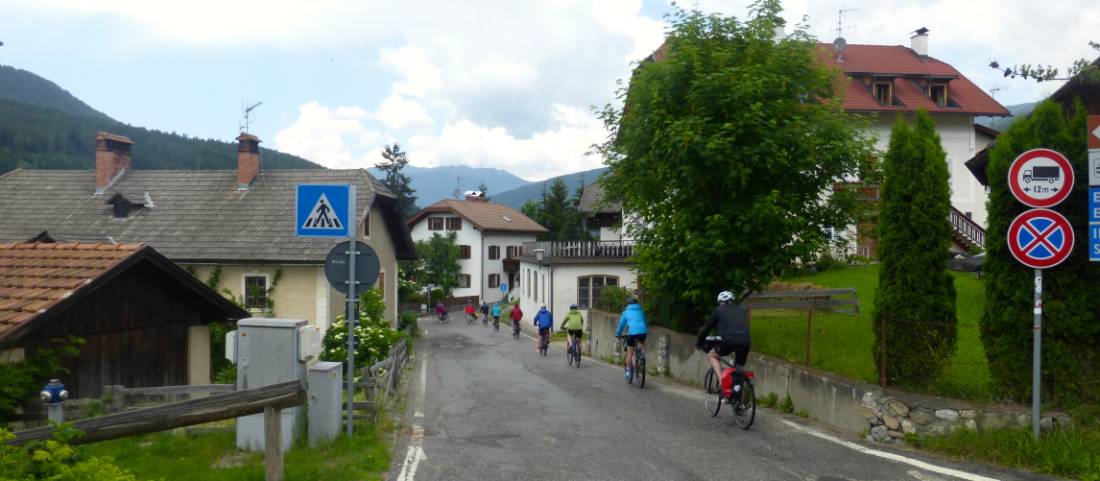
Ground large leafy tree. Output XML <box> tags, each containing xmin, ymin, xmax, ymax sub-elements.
<box><xmin>520</xmin><ymin>178</ymin><xmax>588</xmax><ymax>241</ymax></box>
<box><xmin>413</xmin><ymin>232</ymin><xmax>461</xmax><ymax>295</ymax></box>
<box><xmin>596</xmin><ymin>2</ymin><xmax>873</xmax><ymax>327</ymax></box>
<box><xmin>982</xmin><ymin>100</ymin><xmax>1099</xmax><ymax>406</ymax></box>
<box><xmin>873</xmin><ymin>112</ymin><xmax>957</xmax><ymax>385</ymax></box>
<box><xmin>375</xmin><ymin>143</ymin><xmax>418</xmax><ymax>218</ymax></box>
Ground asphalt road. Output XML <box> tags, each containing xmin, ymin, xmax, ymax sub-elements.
<box><xmin>388</xmin><ymin>318</ymin><xmax>1048</xmax><ymax>481</ymax></box>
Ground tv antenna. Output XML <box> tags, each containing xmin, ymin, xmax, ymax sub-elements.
<box><xmin>834</xmin><ymin>8</ymin><xmax>858</xmax><ymax>39</ymax></box>
<box><xmin>452</xmin><ymin>176</ymin><xmax>464</xmax><ymax>199</ymax></box>
<box><xmin>239</xmin><ymin>101</ymin><xmax>263</xmax><ymax>134</ymax></box>
<box><xmin>988</xmin><ymin>85</ymin><xmax>1007</xmax><ymax>99</ymax></box>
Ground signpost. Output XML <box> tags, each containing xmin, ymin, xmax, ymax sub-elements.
<box><xmin>1006</xmin><ymin>150</ymin><xmax>1075</xmax><ymax>440</ymax></box>
<box><xmin>296</xmin><ymin>184</ymin><xmax>359</xmax><ymax>437</ymax></box>
<box><xmin>1089</xmin><ymin>116</ymin><xmax>1100</xmax><ymax>261</ymax></box>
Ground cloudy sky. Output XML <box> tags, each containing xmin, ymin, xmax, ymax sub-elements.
<box><xmin>2</xmin><ymin>0</ymin><xmax>1096</xmax><ymax>180</ymax></box>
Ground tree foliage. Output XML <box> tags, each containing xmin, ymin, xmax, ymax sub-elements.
<box><xmin>410</xmin><ymin>232</ymin><xmax>461</xmax><ymax>295</ymax></box>
<box><xmin>520</xmin><ymin>178</ymin><xmax>588</xmax><ymax>241</ymax></box>
<box><xmin>595</xmin><ymin>2</ymin><xmax>873</xmax><ymax>328</ymax></box>
<box><xmin>982</xmin><ymin>100</ymin><xmax>1099</xmax><ymax>406</ymax></box>
<box><xmin>375</xmin><ymin>143</ymin><xmax>419</xmax><ymax>218</ymax></box>
<box><xmin>0</xmin><ymin>337</ymin><xmax>83</xmax><ymax>422</ymax></box>
<box><xmin>873</xmin><ymin>112</ymin><xmax>957</xmax><ymax>385</ymax></box>
<box><xmin>0</xmin><ymin>426</ymin><xmax>141</xmax><ymax>481</ymax></box>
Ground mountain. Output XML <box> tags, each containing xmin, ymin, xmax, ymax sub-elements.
<box><xmin>493</xmin><ymin>167</ymin><xmax>609</xmax><ymax>209</ymax></box>
<box><xmin>370</xmin><ymin>164</ymin><xmax>532</xmax><ymax>208</ymax></box>
<box><xmin>0</xmin><ymin>64</ymin><xmax>321</xmax><ymax>174</ymax></box>
<box><xmin>0</xmin><ymin>65</ymin><xmax>109</xmax><ymax>119</ymax></box>
<box><xmin>976</xmin><ymin>102</ymin><xmax>1038</xmax><ymax>132</ymax></box>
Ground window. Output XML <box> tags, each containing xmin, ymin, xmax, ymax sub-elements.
<box><xmin>873</xmin><ymin>82</ymin><xmax>892</xmax><ymax>105</ymax></box>
<box><xmin>506</xmin><ymin>246</ymin><xmax>517</xmax><ymax>259</ymax></box>
<box><xmin>542</xmin><ymin>274</ymin><xmax>546</xmax><ymax>304</ymax></box>
<box><xmin>428</xmin><ymin>217</ymin><xmax>444</xmax><ymax>231</ymax></box>
<box><xmin>577</xmin><ymin>275</ymin><xmax>619</xmax><ymax>309</ymax></box>
<box><xmin>459</xmin><ymin>245</ymin><xmax>472</xmax><ymax>259</ymax></box>
<box><xmin>525</xmin><ymin>269</ymin><xmax>530</xmax><ymax>297</ymax></box>
<box><xmin>457</xmin><ymin>274</ymin><xmax>471</xmax><ymax>289</ymax></box>
<box><xmin>446</xmin><ymin>217</ymin><xmax>462</xmax><ymax>230</ymax></box>
<box><xmin>488</xmin><ymin>245</ymin><xmax>500</xmax><ymax>260</ymax></box>
<box><xmin>488</xmin><ymin>273</ymin><xmax>500</xmax><ymax>288</ymax></box>
<box><xmin>244</xmin><ymin>275</ymin><xmax>269</xmax><ymax>309</ymax></box>
<box><xmin>533</xmin><ymin>273</ymin><xmax>538</xmax><ymax>302</ymax></box>
<box><xmin>363</xmin><ymin>212</ymin><xmax>370</xmax><ymax>237</ymax></box>
<box><xmin>929</xmin><ymin>83</ymin><xmax>947</xmax><ymax>107</ymax></box>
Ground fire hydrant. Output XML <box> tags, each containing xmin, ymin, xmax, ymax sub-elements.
<box><xmin>39</xmin><ymin>379</ymin><xmax>68</xmax><ymax>424</ymax></box>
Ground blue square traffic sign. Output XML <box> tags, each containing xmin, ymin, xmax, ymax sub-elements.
<box><xmin>296</xmin><ymin>184</ymin><xmax>352</xmax><ymax>237</ymax></box>
<box><xmin>1091</xmin><ymin>223</ymin><xmax>1100</xmax><ymax>262</ymax></box>
<box><xmin>1090</xmin><ymin>187</ymin><xmax>1100</xmax><ymax>223</ymax></box>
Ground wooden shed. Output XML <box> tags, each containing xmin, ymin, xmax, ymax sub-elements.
<box><xmin>0</xmin><ymin>242</ymin><xmax>247</xmax><ymax>398</ymax></box>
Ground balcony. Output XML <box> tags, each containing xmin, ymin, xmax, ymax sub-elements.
<box><xmin>502</xmin><ymin>257</ymin><xmax>521</xmax><ymax>273</ymax></box>
<box><xmin>519</xmin><ymin>240</ymin><xmax>635</xmax><ymax>263</ymax></box>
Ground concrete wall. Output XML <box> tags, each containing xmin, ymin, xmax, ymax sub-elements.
<box><xmin>357</xmin><ymin>202</ymin><xmax>400</xmax><ymax>325</ymax></box>
<box><xmin>187</xmin><ymin>325</ymin><xmax>211</xmax><ymax>385</ymax></box>
<box><xmin>189</xmin><ymin>264</ymin><xmax>324</xmax><ymax>327</ymax></box>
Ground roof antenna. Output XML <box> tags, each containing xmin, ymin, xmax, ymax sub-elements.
<box><xmin>452</xmin><ymin>176</ymin><xmax>463</xmax><ymax>199</ymax></box>
<box><xmin>239</xmin><ymin>101</ymin><xmax>266</xmax><ymax>184</ymax></box>
<box><xmin>832</xmin><ymin>8</ymin><xmax>857</xmax><ymax>63</ymax></box>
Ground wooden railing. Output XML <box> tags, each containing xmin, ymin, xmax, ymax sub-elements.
<box><xmin>101</xmin><ymin>383</ymin><xmax>236</xmax><ymax>413</ymax></box>
<box><xmin>949</xmin><ymin>207</ymin><xmax>985</xmax><ymax>249</ymax></box>
<box><xmin>520</xmin><ymin>240</ymin><xmax>634</xmax><ymax>259</ymax></box>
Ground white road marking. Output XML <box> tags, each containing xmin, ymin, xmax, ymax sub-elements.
<box><xmin>781</xmin><ymin>420</ymin><xmax>1000</xmax><ymax>481</ymax></box>
<box><xmin>397</xmin><ymin>357</ymin><xmax>430</xmax><ymax>481</ymax></box>
<box><xmin>909</xmin><ymin>469</ymin><xmax>949</xmax><ymax>481</ymax></box>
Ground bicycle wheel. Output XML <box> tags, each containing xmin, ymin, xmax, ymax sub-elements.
<box><xmin>732</xmin><ymin>380</ymin><xmax>756</xmax><ymax>429</ymax></box>
<box><xmin>567</xmin><ymin>343</ymin><xmax>574</xmax><ymax>366</ymax></box>
<box><xmin>574</xmin><ymin>344</ymin><xmax>581</xmax><ymax>368</ymax></box>
<box><xmin>703</xmin><ymin>369</ymin><xmax>722</xmax><ymax>417</ymax></box>
<box><xmin>635</xmin><ymin>352</ymin><xmax>646</xmax><ymax>389</ymax></box>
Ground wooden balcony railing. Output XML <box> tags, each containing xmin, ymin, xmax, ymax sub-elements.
<box><xmin>520</xmin><ymin>240</ymin><xmax>635</xmax><ymax>260</ymax></box>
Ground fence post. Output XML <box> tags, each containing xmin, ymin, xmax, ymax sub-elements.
<box><xmin>805</xmin><ymin>304</ymin><xmax>814</xmax><ymax>365</ymax></box>
<box><xmin>264</xmin><ymin>405</ymin><xmax>283</xmax><ymax>481</ymax></box>
<box><xmin>879</xmin><ymin>316</ymin><xmax>887</xmax><ymax>388</ymax></box>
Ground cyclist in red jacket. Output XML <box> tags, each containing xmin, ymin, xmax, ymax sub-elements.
<box><xmin>509</xmin><ymin>304</ymin><xmax>524</xmax><ymax>338</ymax></box>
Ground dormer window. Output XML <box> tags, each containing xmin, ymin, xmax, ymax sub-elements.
<box><xmin>929</xmin><ymin>83</ymin><xmax>948</xmax><ymax>107</ymax></box>
<box><xmin>873</xmin><ymin>81</ymin><xmax>893</xmax><ymax>105</ymax></box>
<box><xmin>106</xmin><ymin>193</ymin><xmax>146</xmax><ymax>219</ymax></box>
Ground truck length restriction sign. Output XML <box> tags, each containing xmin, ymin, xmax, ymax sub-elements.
<box><xmin>1008</xmin><ymin>148</ymin><xmax>1074</xmax><ymax>208</ymax></box>
<box><xmin>1007</xmin><ymin>209</ymin><xmax>1075</xmax><ymax>269</ymax></box>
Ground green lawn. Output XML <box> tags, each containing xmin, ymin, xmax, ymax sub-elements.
<box><xmin>79</xmin><ymin>419</ymin><xmax>392</xmax><ymax>481</ymax></box>
<box><xmin>751</xmin><ymin>264</ymin><xmax>994</xmax><ymax>399</ymax></box>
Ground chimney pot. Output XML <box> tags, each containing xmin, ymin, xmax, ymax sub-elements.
<box><xmin>94</xmin><ymin>132</ymin><xmax>133</xmax><ymax>194</ymax></box>
<box><xmin>236</xmin><ymin>133</ymin><xmax>261</xmax><ymax>190</ymax></box>
<box><xmin>910</xmin><ymin>28</ymin><xmax>929</xmax><ymax>56</ymax></box>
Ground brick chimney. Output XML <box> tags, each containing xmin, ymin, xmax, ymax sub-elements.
<box><xmin>95</xmin><ymin>132</ymin><xmax>133</xmax><ymax>194</ymax></box>
<box><xmin>236</xmin><ymin>133</ymin><xmax>261</xmax><ymax>190</ymax></box>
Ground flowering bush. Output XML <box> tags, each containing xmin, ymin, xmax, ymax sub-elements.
<box><xmin>321</xmin><ymin>289</ymin><xmax>405</xmax><ymax>373</ymax></box>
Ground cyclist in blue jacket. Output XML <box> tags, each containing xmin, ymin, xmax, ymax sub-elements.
<box><xmin>616</xmin><ymin>297</ymin><xmax>648</xmax><ymax>382</ymax></box>
<box><xmin>534</xmin><ymin>306</ymin><xmax>554</xmax><ymax>353</ymax></box>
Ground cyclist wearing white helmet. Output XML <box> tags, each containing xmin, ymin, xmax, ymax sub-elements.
<box><xmin>696</xmin><ymin>290</ymin><xmax>751</xmax><ymax>382</ymax></box>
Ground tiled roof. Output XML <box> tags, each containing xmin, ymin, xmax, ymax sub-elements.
<box><xmin>408</xmin><ymin>199</ymin><xmax>548</xmax><ymax>233</ymax></box>
<box><xmin>0</xmin><ymin>169</ymin><xmax>416</xmax><ymax>263</ymax></box>
<box><xmin>577</xmin><ymin>184</ymin><xmax>620</xmax><ymax>214</ymax></box>
<box><xmin>0</xmin><ymin>242</ymin><xmax>141</xmax><ymax>338</ymax></box>
<box><xmin>816</xmin><ymin>43</ymin><xmax>1009</xmax><ymax>116</ymax></box>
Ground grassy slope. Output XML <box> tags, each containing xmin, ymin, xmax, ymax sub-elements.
<box><xmin>751</xmin><ymin>264</ymin><xmax>993</xmax><ymax>399</ymax></box>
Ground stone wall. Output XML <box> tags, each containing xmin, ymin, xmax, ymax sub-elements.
<box><xmin>587</xmin><ymin>309</ymin><xmax>1068</xmax><ymax>440</ymax></box>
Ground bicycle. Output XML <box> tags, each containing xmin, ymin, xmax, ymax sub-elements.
<box><xmin>512</xmin><ymin>320</ymin><xmax>521</xmax><ymax>339</ymax></box>
<box><xmin>481</xmin><ymin>312</ymin><xmax>489</xmax><ymax>328</ymax></box>
<box><xmin>619</xmin><ymin>336</ymin><xmax>646</xmax><ymax>388</ymax></box>
<box><xmin>700</xmin><ymin>336</ymin><xmax>755</xmax><ymax>429</ymax></box>
<box><xmin>492</xmin><ymin>316</ymin><xmax>500</xmax><ymax>333</ymax></box>
<box><xmin>466</xmin><ymin>312</ymin><xmax>477</xmax><ymax>325</ymax></box>
<box><xmin>566</xmin><ymin>333</ymin><xmax>581</xmax><ymax>368</ymax></box>
<box><xmin>537</xmin><ymin>329</ymin><xmax>549</xmax><ymax>356</ymax></box>
<box><xmin>433</xmin><ymin>312</ymin><xmax>448</xmax><ymax>324</ymax></box>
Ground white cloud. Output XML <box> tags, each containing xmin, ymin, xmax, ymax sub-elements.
<box><xmin>274</xmin><ymin>102</ymin><xmax>382</xmax><ymax>169</ymax></box>
<box><xmin>371</xmin><ymin>94</ymin><xmax>433</xmax><ymax>130</ymax></box>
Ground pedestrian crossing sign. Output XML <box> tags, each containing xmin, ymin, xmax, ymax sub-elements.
<box><xmin>296</xmin><ymin>184</ymin><xmax>352</xmax><ymax>237</ymax></box>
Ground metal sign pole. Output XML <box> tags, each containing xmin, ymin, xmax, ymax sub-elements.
<box><xmin>346</xmin><ymin>185</ymin><xmax>357</xmax><ymax>437</ymax></box>
<box><xmin>1032</xmin><ymin>268</ymin><xmax>1042</xmax><ymax>440</ymax></box>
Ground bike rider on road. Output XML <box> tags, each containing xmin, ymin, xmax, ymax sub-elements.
<box><xmin>510</xmin><ymin>303</ymin><xmax>524</xmax><ymax>336</ymax></box>
<box><xmin>534</xmin><ymin>306</ymin><xmax>554</xmax><ymax>352</ymax></box>
<box><xmin>696</xmin><ymin>291</ymin><xmax>752</xmax><ymax>382</ymax></box>
<box><xmin>491</xmin><ymin>302</ymin><xmax>502</xmax><ymax>327</ymax></box>
<box><xmin>435</xmin><ymin>301</ymin><xmax>447</xmax><ymax>321</ymax></box>
<box><xmin>616</xmin><ymin>297</ymin><xmax>647</xmax><ymax>382</ymax></box>
<box><xmin>480</xmin><ymin>302</ymin><xmax>490</xmax><ymax>326</ymax></box>
<box><xmin>561</xmin><ymin>304</ymin><xmax>584</xmax><ymax>353</ymax></box>
<box><xmin>465</xmin><ymin>302</ymin><xmax>477</xmax><ymax>323</ymax></box>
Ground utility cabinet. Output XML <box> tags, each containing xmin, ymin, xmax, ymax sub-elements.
<box><xmin>307</xmin><ymin>361</ymin><xmax>343</xmax><ymax>445</ymax></box>
<box><xmin>233</xmin><ymin>318</ymin><xmax>309</xmax><ymax>453</ymax></box>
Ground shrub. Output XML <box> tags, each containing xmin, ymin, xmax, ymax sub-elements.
<box><xmin>981</xmin><ymin>100</ymin><xmax>1099</xmax><ymax>406</ymax></box>
<box><xmin>873</xmin><ymin>112</ymin><xmax>957</xmax><ymax>385</ymax></box>
<box><xmin>0</xmin><ymin>337</ymin><xmax>82</xmax><ymax>422</ymax></box>
<box><xmin>595</xmin><ymin>286</ymin><xmax>632</xmax><ymax>312</ymax></box>
<box><xmin>321</xmin><ymin>289</ymin><xmax>405</xmax><ymax>373</ymax></box>
<box><xmin>0</xmin><ymin>426</ymin><xmax>141</xmax><ymax>480</ymax></box>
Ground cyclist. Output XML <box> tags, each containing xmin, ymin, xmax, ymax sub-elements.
<box><xmin>615</xmin><ymin>297</ymin><xmax>647</xmax><ymax>382</ymax></box>
<box><xmin>464</xmin><ymin>302</ymin><xmax>477</xmax><ymax>324</ymax></box>
<box><xmin>695</xmin><ymin>290</ymin><xmax>751</xmax><ymax>390</ymax></box>
<box><xmin>480</xmin><ymin>301</ymin><xmax>490</xmax><ymax>327</ymax></box>
<box><xmin>491</xmin><ymin>302</ymin><xmax>502</xmax><ymax>329</ymax></box>
<box><xmin>561</xmin><ymin>303</ymin><xmax>584</xmax><ymax>356</ymax></box>
<box><xmin>509</xmin><ymin>303</ymin><xmax>524</xmax><ymax>338</ymax></box>
<box><xmin>534</xmin><ymin>305</ymin><xmax>553</xmax><ymax>352</ymax></box>
<box><xmin>434</xmin><ymin>301</ymin><xmax>447</xmax><ymax>322</ymax></box>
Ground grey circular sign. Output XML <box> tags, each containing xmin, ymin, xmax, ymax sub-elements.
<box><xmin>324</xmin><ymin>241</ymin><xmax>381</xmax><ymax>295</ymax></box>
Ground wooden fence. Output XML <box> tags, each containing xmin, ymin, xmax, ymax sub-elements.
<box><xmin>356</xmin><ymin>338</ymin><xmax>409</xmax><ymax>417</ymax></box>
<box><xmin>744</xmin><ymin>288</ymin><xmax>860</xmax><ymax>365</ymax></box>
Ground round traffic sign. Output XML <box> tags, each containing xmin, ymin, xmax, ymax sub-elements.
<box><xmin>324</xmin><ymin>241</ymin><xmax>381</xmax><ymax>295</ymax></box>
<box><xmin>1007</xmin><ymin>148</ymin><xmax>1074</xmax><ymax>208</ymax></box>
<box><xmin>1007</xmin><ymin>209</ymin><xmax>1075</xmax><ymax>269</ymax></box>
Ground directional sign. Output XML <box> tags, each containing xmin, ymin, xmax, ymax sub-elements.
<box><xmin>324</xmin><ymin>241</ymin><xmax>380</xmax><ymax>295</ymax></box>
<box><xmin>1007</xmin><ymin>209</ymin><xmax>1075</xmax><ymax>269</ymax></box>
<box><xmin>296</xmin><ymin>184</ymin><xmax>351</xmax><ymax>237</ymax></box>
<box><xmin>1090</xmin><ymin>223</ymin><xmax>1100</xmax><ymax>262</ymax></box>
<box><xmin>1007</xmin><ymin>148</ymin><xmax>1074</xmax><ymax>208</ymax></box>
<box><xmin>500</xmin><ymin>282</ymin><xmax>508</xmax><ymax>293</ymax></box>
<box><xmin>1088</xmin><ymin>115</ymin><xmax>1100</xmax><ymax>150</ymax></box>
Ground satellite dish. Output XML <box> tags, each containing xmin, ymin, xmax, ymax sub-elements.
<box><xmin>832</xmin><ymin>37</ymin><xmax>847</xmax><ymax>52</ymax></box>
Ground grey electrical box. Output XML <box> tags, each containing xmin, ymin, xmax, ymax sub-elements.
<box><xmin>307</xmin><ymin>361</ymin><xmax>343</xmax><ymax>446</ymax></box>
<box><xmin>235</xmin><ymin>318</ymin><xmax>308</xmax><ymax>453</ymax></box>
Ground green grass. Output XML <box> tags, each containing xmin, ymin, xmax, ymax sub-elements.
<box><xmin>751</xmin><ymin>264</ymin><xmax>994</xmax><ymax>399</ymax></box>
<box><xmin>910</xmin><ymin>427</ymin><xmax>1100</xmax><ymax>480</ymax></box>
<box><xmin>79</xmin><ymin>419</ymin><xmax>392</xmax><ymax>481</ymax></box>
